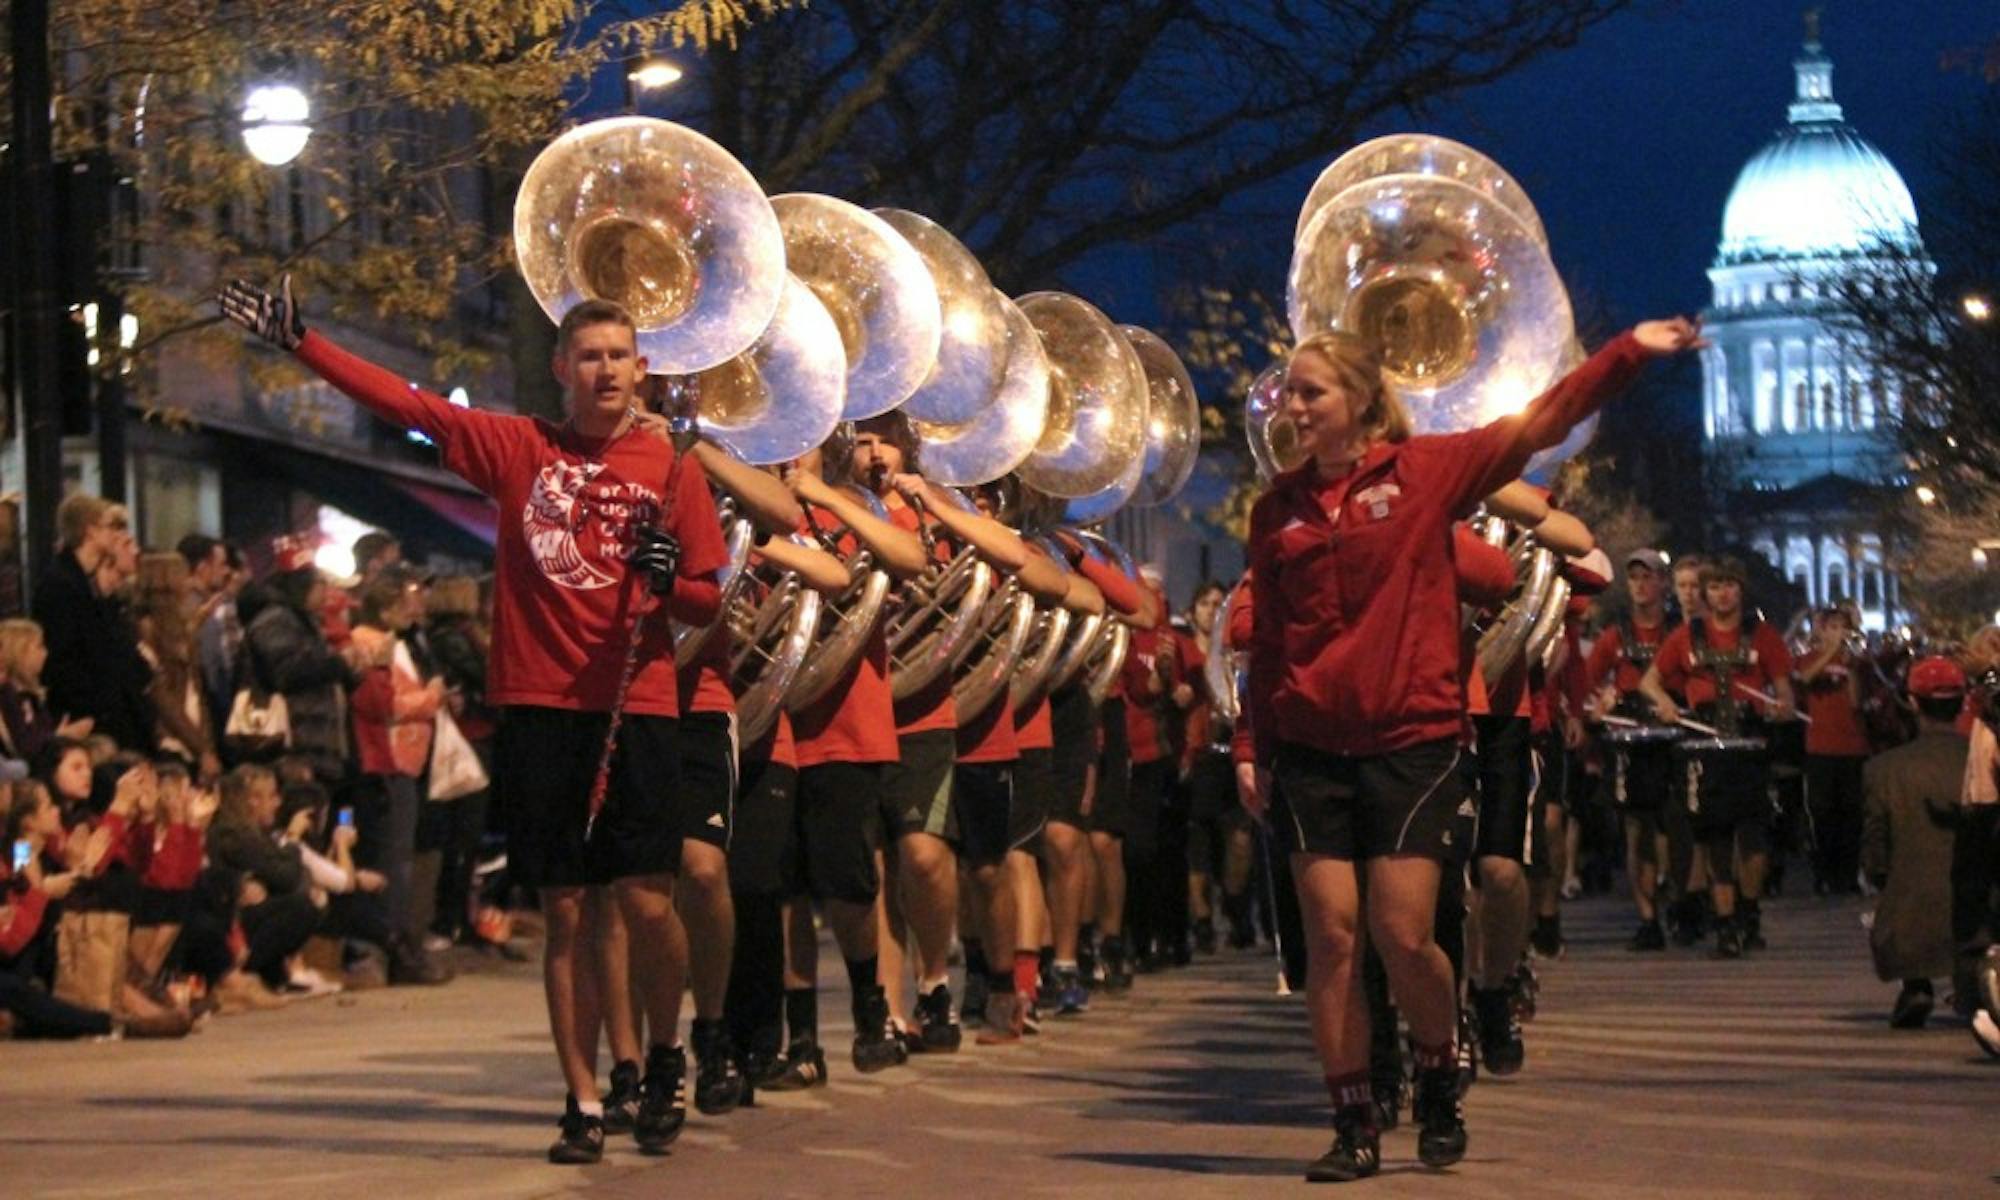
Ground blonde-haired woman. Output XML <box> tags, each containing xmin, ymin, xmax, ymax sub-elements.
<box><xmin>1244</xmin><ymin>319</ymin><xmax>1702</xmax><ymax>1181</ymax></box>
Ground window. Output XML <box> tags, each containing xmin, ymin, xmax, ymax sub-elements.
<box><xmin>1821</xmin><ymin>382</ymin><xmax>1838</xmax><ymax>430</ymax></box>
<box><xmin>1793</xmin><ymin>382</ymin><xmax>1811</xmax><ymax>431</ymax></box>
<box><xmin>1826</xmin><ymin>564</ymin><xmax>1846</xmax><ymax>603</ymax></box>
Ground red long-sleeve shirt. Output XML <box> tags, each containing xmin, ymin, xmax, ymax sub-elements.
<box><xmin>0</xmin><ymin>887</ymin><xmax>49</xmax><ymax>959</ymax></box>
<box><xmin>1247</xmin><ymin>332</ymin><xmax>1648</xmax><ymax>763</ymax></box>
<box><xmin>294</xmin><ymin>331</ymin><xmax>728</xmax><ymax>717</ymax></box>
<box><xmin>139</xmin><ymin>823</ymin><xmax>205</xmax><ymax>891</ymax></box>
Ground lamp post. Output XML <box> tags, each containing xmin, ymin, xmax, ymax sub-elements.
<box><xmin>11</xmin><ymin>0</ymin><xmax>64</xmax><ymax>608</ymax></box>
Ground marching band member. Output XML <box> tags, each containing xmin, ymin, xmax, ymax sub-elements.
<box><xmin>1040</xmin><ymin>561</ymin><xmax>1110</xmax><ymax>1014</ymax></box>
<box><xmin>221</xmin><ymin>283</ymin><xmax>730</xmax><ymax>1164</ymax></box>
<box><xmin>1584</xmin><ymin>549</ymin><xmax>1681</xmax><ymax>951</ymax></box>
<box><xmin>1639</xmin><ymin>556</ymin><xmax>1796</xmax><ymax>958</ymax></box>
<box><xmin>771</xmin><ymin>445</ymin><xmax>927</xmax><ymax>1084</ymax></box>
<box><xmin>1243</xmin><ymin>319</ymin><xmax>1700</xmax><ymax>1181</ymax></box>
<box><xmin>1182</xmin><ymin>582</ymin><xmax>1253</xmax><ymax>954</ymax></box>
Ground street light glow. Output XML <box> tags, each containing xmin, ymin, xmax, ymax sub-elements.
<box><xmin>1914</xmin><ymin>484</ymin><xmax>1937</xmax><ymax>506</ymax></box>
<box><xmin>242</xmin><ymin>84</ymin><xmax>312</xmax><ymax>166</ymax></box>
<box><xmin>1964</xmin><ymin>293</ymin><xmax>1993</xmax><ymax>322</ymax></box>
<box><xmin>628</xmin><ymin>59</ymin><xmax>685</xmax><ymax>91</ymax></box>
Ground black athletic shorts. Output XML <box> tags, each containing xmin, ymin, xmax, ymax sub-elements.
<box><xmin>882</xmin><ymin>729</ymin><xmax>958</xmax><ymax>844</ymax></box>
<box><xmin>1093</xmin><ymin>697</ymin><xmax>1133</xmax><ymax>837</ymax></box>
<box><xmin>1186</xmin><ymin>749</ymin><xmax>1248</xmax><ymax>875</ymax></box>
<box><xmin>956</xmin><ymin>760</ymin><xmax>1017</xmax><ymax>867</ymax></box>
<box><xmin>495</xmin><ymin>705</ymin><xmax>682</xmax><ymax>890</ymax></box>
<box><xmin>727</xmin><ymin>746</ymin><xmax>798</xmax><ymax>898</ymax></box>
<box><xmin>1011</xmin><ymin>747</ymin><xmax>1054</xmax><ymax>854</ymax></box>
<box><xmin>795</xmin><ymin>760</ymin><xmax>884</xmax><ymax>904</ymax></box>
<box><xmin>1472</xmin><ymin>714</ymin><xmax>1535</xmax><ymax>865</ymax></box>
<box><xmin>1048</xmin><ymin>687</ymin><xmax>1098</xmax><ymax>830</ymax></box>
<box><xmin>679</xmin><ymin>711</ymin><xmax>738</xmax><ymax>851</ymax></box>
<box><xmin>1270</xmin><ymin>737</ymin><xmax>1468</xmax><ymax>863</ymax></box>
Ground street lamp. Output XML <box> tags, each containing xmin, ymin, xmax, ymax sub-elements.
<box><xmin>1914</xmin><ymin>484</ymin><xmax>1938</xmax><ymax>506</ymax></box>
<box><xmin>241</xmin><ymin>84</ymin><xmax>312</xmax><ymax>166</ymax></box>
<box><xmin>624</xmin><ymin>56</ymin><xmax>684</xmax><ymax>111</ymax></box>
<box><xmin>628</xmin><ymin>57</ymin><xmax>685</xmax><ymax>92</ymax></box>
<box><xmin>1963</xmin><ymin>293</ymin><xmax>1993</xmax><ymax>322</ymax></box>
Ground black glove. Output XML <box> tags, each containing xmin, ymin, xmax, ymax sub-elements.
<box><xmin>218</xmin><ymin>275</ymin><xmax>306</xmax><ymax>350</ymax></box>
<box><xmin>629</xmin><ymin>525</ymin><xmax>681</xmax><ymax>596</ymax></box>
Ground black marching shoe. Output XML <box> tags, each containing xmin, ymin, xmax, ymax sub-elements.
<box><xmin>1889</xmin><ymin>983</ymin><xmax>1934</xmax><ymax>1029</ymax></box>
<box><xmin>691</xmin><ymin>1018</ymin><xmax>747</xmax><ymax>1115</ymax></box>
<box><xmin>1194</xmin><ymin>917</ymin><xmax>1218</xmax><ymax>956</ymax></box>
<box><xmin>851</xmin><ymin>986</ymin><xmax>909</xmax><ymax>1073</ymax></box>
<box><xmin>1305</xmin><ymin>1105</ymin><xmax>1380</xmax><ymax>1183</ymax></box>
<box><xmin>1413</xmin><ymin>1067</ymin><xmax>1468</xmax><ymax>1168</ymax></box>
<box><xmin>960</xmin><ymin>972</ymin><xmax>990</xmax><ymax>1027</ymax></box>
<box><xmin>1628</xmin><ymin>919</ymin><xmax>1667</xmax><ymax>952</ymax></box>
<box><xmin>1455</xmin><ymin>1008</ymin><xmax>1480</xmax><ymax>1096</ymax></box>
<box><xmin>548</xmin><ymin>1094</ymin><xmax>605</xmax><ymax>1165</ymax></box>
<box><xmin>915</xmin><ymin>982</ymin><xmax>963</xmax><ymax>1052</ymax></box>
<box><xmin>1713</xmin><ymin>914</ymin><xmax>1745</xmax><ymax>959</ymax></box>
<box><xmin>634</xmin><ymin>1044</ymin><xmax>689</xmax><ymax>1154</ymax></box>
<box><xmin>1740</xmin><ymin>901</ymin><xmax>1767</xmax><ymax>952</ymax></box>
<box><xmin>762</xmin><ymin>1037</ymin><xmax>828</xmax><ymax>1091</ymax></box>
<box><xmin>1099</xmin><ymin>937</ymin><xmax>1134</xmax><ymax>993</ymax></box>
<box><xmin>1471</xmin><ymin>986</ymin><xmax>1524</xmax><ymax>1077</ymax></box>
<box><xmin>1369</xmin><ymin>1074</ymin><xmax>1405</xmax><ymax>1133</ymax></box>
<box><xmin>602</xmin><ymin>1059</ymin><xmax>640</xmax><ymax>1135</ymax></box>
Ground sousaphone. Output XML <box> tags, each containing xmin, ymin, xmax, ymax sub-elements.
<box><xmin>514</xmin><ymin>117</ymin><xmax>785</xmax><ymax>374</ymax></box>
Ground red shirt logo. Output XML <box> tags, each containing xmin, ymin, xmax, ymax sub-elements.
<box><xmin>522</xmin><ymin>460</ymin><xmax>660</xmax><ymax>591</ymax></box>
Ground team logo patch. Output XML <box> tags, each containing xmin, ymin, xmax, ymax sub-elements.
<box><xmin>522</xmin><ymin>459</ymin><xmax>662</xmax><ymax>590</ymax></box>
<box><xmin>1353</xmin><ymin>482</ymin><xmax>1401</xmax><ymax>521</ymax></box>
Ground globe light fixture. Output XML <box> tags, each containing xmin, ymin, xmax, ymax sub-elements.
<box><xmin>241</xmin><ymin>84</ymin><xmax>312</xmax><ymax>166</ymax></box>
<box><xmin>1963</xmin><ymin>293</ymin><xmax>1993</xmax><ymax>323</ymax></box>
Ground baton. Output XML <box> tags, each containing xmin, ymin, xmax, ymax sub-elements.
<box><xmin>1255</xmin><ymin>822</ymin><xmax>1292</xmax><ymax>997</ymax></box>
<box><xmin>587</xmin><ymin>413</ymin><xmax>700</xmax><ymax>837</ymax></box>
<box><xmin>1735</xmin><ymin>682</ymin><xmax>1811</xmax><ymax>724</ymax></box>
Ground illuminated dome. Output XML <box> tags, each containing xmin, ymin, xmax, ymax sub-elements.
<box><xmin>1715</xmin><ymin>35</ymin><xmax>1919</xmax><ymax>265</ymax></box>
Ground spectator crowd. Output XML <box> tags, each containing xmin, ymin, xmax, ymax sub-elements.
<box><xmin>0</xmin><ymin>492</ymin><xmax>516</xmax><ymax>1041</ymax></box>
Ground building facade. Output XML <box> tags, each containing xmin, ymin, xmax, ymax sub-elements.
<box><xmin>1701</xmin><ymin>24</ymin><xmax>1925</xmax><ymax>632</ymax></box>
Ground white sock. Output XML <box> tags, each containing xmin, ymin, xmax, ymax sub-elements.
<box><xmin>919</xmin><ymin>975</ymin><xmax>951</xmax><ymax>994</ymax></box>
<box><xmin>576</xmin><ymin>1099</ymin><xmax>604</xmax><ymax>1118</ymax></box>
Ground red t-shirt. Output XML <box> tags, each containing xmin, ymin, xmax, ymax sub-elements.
<box><xmin>1123</xmin><ymin>625</ymin><xmax>1171</xmax><ymax>764</ymax></box>
<box><xmin>1015</xmin><ymin>693</ymin><xmax>1054</xmax><ymax>752</ymax></box>
<box><xmin>957</xmin><ymin>694</ymin><xmax>1018</xmax><ymax>763</ymax></box>
<box><xmin>790</xmin><ymin>507</ymin><xmax>898</xmax><ymax>766</ymax></box>
<box><xmin>887</xmin><ymin>500</ymin><xmax>956</xmax><ymax>736</ymax></box>
<box><xmin>1653</xmin><ymin>620</ymin><xmax>1793</xmax><ymax>712</ymax></box>
<box><xmin>1802</xmin><ymin>656</ymin><xmax>1870</xmax><ymax>756</ymax></box>
<box><xmin>296</xmin><ymin>333</ymin><xmax>729</xmax><ymax>717</ymax></box>
<box><xmin>1584</xmin><ymin>619</ymin><xmax>1672</xmax><ymax>697</ymax></box>
<box><xmin>679</xmin><ymin>630</ymin><xmax>735</xmax><ymax>716</ymax></box>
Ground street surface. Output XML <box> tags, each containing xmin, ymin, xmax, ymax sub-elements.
<box><xmin>3</xmin><ymin>895</ymin><xmax>1993</xmax><ymax>1199</ymax></box>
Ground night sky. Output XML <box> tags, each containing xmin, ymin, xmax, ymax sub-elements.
<box><xmin>1319</xmin><ymin>0</ymin><xmax>1995</xmax><ymax>330</ymax></box>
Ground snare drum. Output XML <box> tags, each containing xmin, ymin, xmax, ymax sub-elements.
<box><xmin>1599</xmin><ymin>724</ymin><xmax>1682</xmax><ymax>812</ymax></box>
<box><xmin>1672</xmin><ymin>736</ymin><xmax>1769</xmax><ymax>834</ymax></box>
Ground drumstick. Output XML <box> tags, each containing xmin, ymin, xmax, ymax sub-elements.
<box><xmin>1675</xmin><ymin>715</ymin><xmax>1722</xmax><ymax>736</ymax></box>
<box><xmin>1598</xmin><ymin>713</ymin><xmax>1641</xmax><ymax>728</ymax></box>
<box><xmin>1734</xmin><ymin>682</ymin><xmax>1813</xmax><ymax>724</ymax></box>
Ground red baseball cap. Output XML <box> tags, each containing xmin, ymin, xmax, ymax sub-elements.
<box><xmin>270</xmin><ymin>532</ymin><xmax>319</xmax><ymax>574</ymax></box>
<box><xmin>1908</xmin><ymin>656</ymin><xmax>1968</xmax><ymax>699</ymax></box>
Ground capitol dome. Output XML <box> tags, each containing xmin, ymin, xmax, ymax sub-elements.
<box><xmin>1715</xmin><ymin>35</ymin><xmax>1920</xmax><ymax>266</ymax></box>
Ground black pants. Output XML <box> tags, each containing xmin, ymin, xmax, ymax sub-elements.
<box><xmin>0</xmin><ymin>957</ymin><xmax>111</xmax><ymax>1039</ymax></box>
<box><xmin>355</xmin><ymin>774</ymin><xmax>422</xmax><ymax>941</ymax></box>
<box><xmin>422</xmin><ymin>789</ymin><xmax>490</xmax><ymax>939</ymax></box>
<box><xmin>1805</xmin><ymin>754</ymin><xmax>1867</xmax><ymax>893</ymax></box>
<box><xmin>1122</xmin><ymin>758</ymin><xmax>1178</xmax><ymax>957</ymax></box>
<box><xmin>1954</xmin><ymin>807</ymin><xmax>2000</xmax><ymax>966</ymax></box>
<box><xmin>238</xmin><ymin>892</ymin><xmax>320</xmax><ymax>988</ymax></box>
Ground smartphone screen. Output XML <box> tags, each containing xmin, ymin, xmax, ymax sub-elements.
<box><xmin>11</xmin><ymin>839</ymin><xmax>31</xmax><ymax>873</ymax></box>
<box><xmin>336</xmin><ymin>808</ymin><xmax>355</xmax><ymax>829</ymax></box>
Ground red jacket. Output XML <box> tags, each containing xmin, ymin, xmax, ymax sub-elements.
<box><xmin>138</xmin><ymin>822</ymin><xmax>205</xmax><ymax>891</ymax></box>
<box><xmin>1246</xmin><ymin>333</ymin><xmax>1647</xmax><ymax>762</ymax></box>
